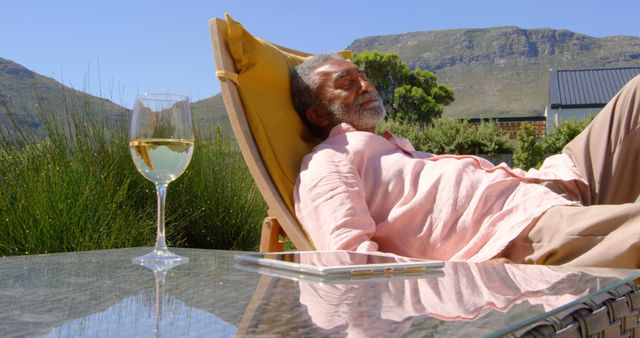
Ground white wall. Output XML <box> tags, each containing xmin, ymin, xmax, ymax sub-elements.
<box><xmin>545</xmin><ymin>106</ymin><xmax>602</xmax><ymax>133</ymax></box>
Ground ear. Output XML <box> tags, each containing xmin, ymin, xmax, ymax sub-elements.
<box><xmin>305</xmin><ymin>106</ymin><xmax>331</xmax><ymax>128</ymax></box>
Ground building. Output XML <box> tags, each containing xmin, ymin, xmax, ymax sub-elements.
<box><xmin>545</xmin><ymin>67</ymin><xmax>640</xmax><ymax>132</ymax></box>
<box><xmin>467</xmin><ymin>116</ymin><xmax>546</xmax><ymax>140</ymax></box>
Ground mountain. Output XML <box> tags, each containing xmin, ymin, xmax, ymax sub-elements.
<box><xmin>0</xmin><ymin>57</ymin><xmax>230</xmax><ymax>140</ymax></box>
<box><xmin>5</xmin><ymin>25</ymin><xmax>639</xmax><ymax>133</ymax></box>
<box><xmin>190</xmin><ymin>94</ymin><xmax>232</xmax><ymax>139</ymax></box>
<box><xmin>0</xmin><ymin>57</ymin><xmax>130</xmax><ymax>136</ymax></box>
<box><xmin>348</xmin><ymin>27</ymin><xmax>640</xmax><ymax>118</ymax></box>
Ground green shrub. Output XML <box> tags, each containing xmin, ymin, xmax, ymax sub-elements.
<box><xmin>169</xmin><ymin>129</ymin><xmax>267</xmax><ymax>250</ymax></box>
<box><xmin>376</xmin><ymin>118</ymin><xmax>429</xmax><ymax>148</ymax></box>
<box><xmin>474</xmin><ymin>120</ymin><xmax>513</xmax><ymax>155</ymax></box>
<box><xmin>513</xmin><ymin>122</ymin><xmax>544</xmax><ymax>169</ymax></box>
<box><xmin>0</xmin><ymin>93</ymin><xmax>266</xmax><ymax>255</ymax></box>
<box><xmin>377</xmin><ymin>117</ymin><xmax>512</xmax><ymax>156</ymax></box>
<box><xmin>0</xmin><ymin>117</ymin><xmax>154</xmax><ymax>255</ymax></box>
<box><xmin>512</xmin><ymin>118</ymin><xmax>593</xmax><ymax>169</ymax></box>
<box><xmin>543</xmin><ymin>117</ymin><xmax>593</xmax><ymax>155</ymax></box>
<box><xmin>422</xmin><ymin>118</ymin><xmax>476</xmax><ymax>154</ymax></box>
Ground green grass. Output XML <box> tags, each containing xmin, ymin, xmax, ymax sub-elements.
<box><xmin>170</xmin><ymin>129</ymin><xmax>268</xmax><ymax>250</ymax></box>
<box><xmin>0</xmin><ymin>92</ymin><xmax>267</xmax><ymax>256</ymax></box>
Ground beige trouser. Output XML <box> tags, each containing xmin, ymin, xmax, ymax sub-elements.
<box><xmin>501</xmin><ymin>74</ymin><xmax>640</xmax><ymax>268</ymax></box>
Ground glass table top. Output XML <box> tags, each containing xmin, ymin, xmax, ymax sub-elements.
<box><xmin>1</xmin><ymin>247</ymin><xmax>639</xmax><ymax>337</ymax></box>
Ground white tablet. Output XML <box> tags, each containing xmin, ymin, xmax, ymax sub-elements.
<box><xmin>234</xmin><ymin>263</ymin><xmax>445</xmax><ymax>284</ymax></box>
<box><xmin>234</xmin><ymin>250</ymin><xmax>444</xmax><ymax>277</ymax></box>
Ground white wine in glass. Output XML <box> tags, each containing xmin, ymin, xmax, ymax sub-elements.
<box><xmin>129</xmin><ymin>93</ymin><xmax>194</xmax><ymax>269</ymax></box>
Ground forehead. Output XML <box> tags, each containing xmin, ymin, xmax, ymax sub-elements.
<box><xmin>312</xmin><ymin>59</ymin><xmax>360</xmax><ymax>80</ymax></box>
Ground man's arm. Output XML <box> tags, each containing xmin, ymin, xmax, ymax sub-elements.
<box><xmin>294</xmin><ymin>149</ymin><xmax>379</xmax><ymax>252</ymax></box>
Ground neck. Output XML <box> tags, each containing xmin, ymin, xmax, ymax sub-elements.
<box><xmin>319</xmin><ymin>122</ymin><xmax>377</xmax><ymax>139</ymax></box>
<box><xmin>359</xmin><ymin>126</ymin><xmax>376</xmax><ymax>133</ymax></box>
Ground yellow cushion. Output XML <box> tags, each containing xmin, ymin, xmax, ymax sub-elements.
<box><xmin>224</xmin><ymin>14</ymin><xmax>351</xmax><ymax>212</ymax></box>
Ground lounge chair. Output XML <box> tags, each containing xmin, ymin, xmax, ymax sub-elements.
<box><xmin>209</xmin><ymin>14</ymin><xmax>350</xmax><ymax>251</ymax></box>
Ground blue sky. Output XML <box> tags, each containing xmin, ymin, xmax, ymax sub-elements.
<box><xmin>1</xmin><ymin>0</ymin><xmax>638</xmax><ymax>107</ymax></box>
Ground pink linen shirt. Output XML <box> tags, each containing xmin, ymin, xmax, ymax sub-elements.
<box><xmin>294</xmin><ymin>123</ymin><xmax>587</xmax><ymax>261</ymax></box>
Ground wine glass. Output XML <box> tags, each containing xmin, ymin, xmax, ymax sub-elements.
<box><xmin>129</xmin><ymin>93</ymin><xmax>194</xmax><ymax>268</ymax></box>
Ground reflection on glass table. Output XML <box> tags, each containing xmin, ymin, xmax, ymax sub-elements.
<box><xmin>1</xmin><ymin>248</ymin><xmax>639</xmax><ymax>337</ymax></box>
<box><xmin>236</xmin><ymin>254</ymin><xmax>640</xmax><ymax>337</ymax></box>
<box><xmin>0</xmin><ymin>248</ymin><xmax>244</xmax><ymax>337</ymax></box>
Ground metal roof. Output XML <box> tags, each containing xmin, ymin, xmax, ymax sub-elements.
<box><xmin>549</xmin><ymin>67</ymin><xmax>640</xmax><ymax>109</ymax></box>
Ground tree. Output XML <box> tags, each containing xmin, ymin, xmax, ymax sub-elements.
<box><xmin>513</xmin><ymin>123</ymin><xmax>544</xmax><ymax>169</ymax></box>
<box><xmin>352</xmin><ymin>50</ymin><xmax>407</xmax><ymax>103</ymax></box>
<box><xmin>391</xmin><ymin>85</ymin><xmax>441</xmax><ymax>124</ymax></box>
<box><xmin>353</xmin><ymin>50</ymin><xmax>454</xmax><ymax>125</ymax></box>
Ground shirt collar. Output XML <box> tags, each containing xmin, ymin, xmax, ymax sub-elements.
<box><xmin>383</xmin><ymin>131</ymin><xmax>416</xmax><ymax>153</ymax></box>
<box><xmin>327</xmin><ymin>123</ymin><xmax>417</xmax><ymax>154</ymax></box>
<box><xmin>328</xmin><ymin>123</ymin><xmax>358</xmax><ymax>137</ymax></box>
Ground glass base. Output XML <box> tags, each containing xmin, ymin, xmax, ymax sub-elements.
<box><xmin>132</xmin><ymin>248</ymin><xmax>188</xmax><ymax>271</ymax></box>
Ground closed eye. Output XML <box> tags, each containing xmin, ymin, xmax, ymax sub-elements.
<box><xmin>334</xmin><ymin>71</ymin><xmax>352</xmax><ymax>88</ymax></box>
<box><xmin>332</xmin><ymin>68</ymin><xmax>368</xmax><ymax>89</ymax></box>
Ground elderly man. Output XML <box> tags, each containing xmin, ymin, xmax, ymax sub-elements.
<box><xmin>291</xmin><ymin>53</ymin><xmax>640</xmax><ymax>268</ymax></box>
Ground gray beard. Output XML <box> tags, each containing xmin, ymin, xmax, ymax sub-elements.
<box><xmin>327</xmin><ymin>93</ymin><xmax>386</xmax><ymax>130</ymax></box>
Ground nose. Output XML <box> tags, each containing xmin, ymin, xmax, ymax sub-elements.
<box><xmin>358</xmin><ymin>76</ymin><xmax>374</xmax><ymax>94</ymax></box>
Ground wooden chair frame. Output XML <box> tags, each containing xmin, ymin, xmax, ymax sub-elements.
<box><xmin>209</xmin><ymin>18</ymin><xmax>314</xmax><ymax>252</ymax></box>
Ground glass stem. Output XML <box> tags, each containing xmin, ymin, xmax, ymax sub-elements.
<box><xmin>154</xmin><ymin>270</ymin><xmax>166</xmax><ymax>337</ymax></box>
<box><xmin>155</xmin><ymin>183</ymin><xmax>169</xmax><ymax>251</ymax></box>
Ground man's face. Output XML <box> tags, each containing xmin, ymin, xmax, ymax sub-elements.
<box><xmin>312</xmin><ymin>59</ymin><xmax>386</xmax><ymax>131</ymax></box>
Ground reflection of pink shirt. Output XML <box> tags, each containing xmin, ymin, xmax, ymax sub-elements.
<box><xmin>294</xmin><ymin>123</ymin><xmax>586</xmax><ymax>261</ymax></box>
<box><xmin>298</xmin><ymin>263</ymin><xmax>603</xmax><ymax>337</ymax></box>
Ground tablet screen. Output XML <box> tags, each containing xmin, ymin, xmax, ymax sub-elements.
<box><xmin>235</xmin><ymin>263</ymin><xmax>445</xmax><ymax>284</ymax></box>
<box><xmin>235</xmin><ymin>251</ymin><xmax>443</xmax><ymax>277</ymax></box>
